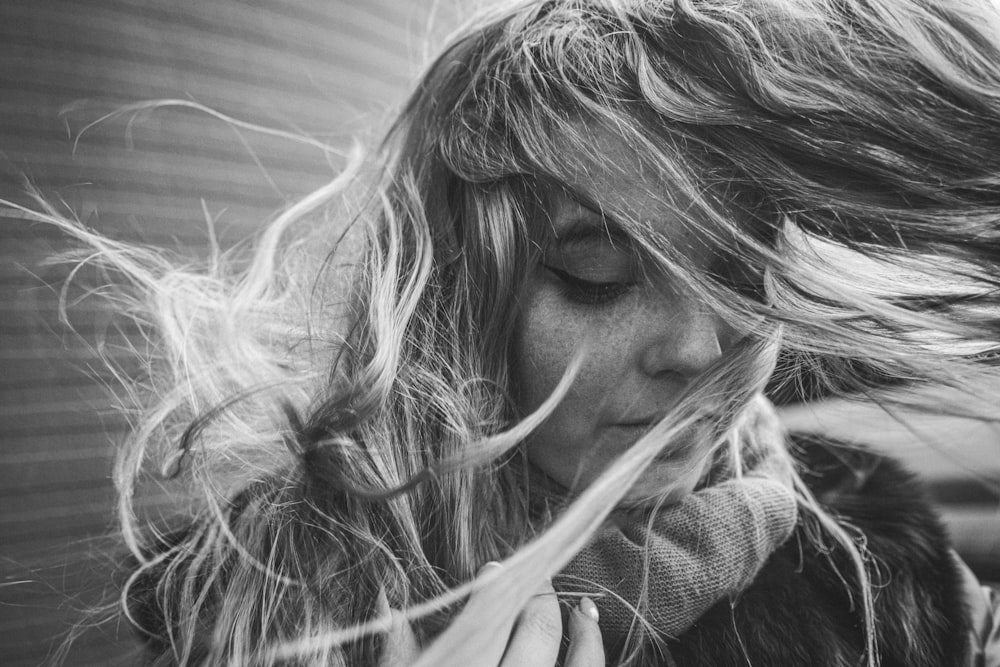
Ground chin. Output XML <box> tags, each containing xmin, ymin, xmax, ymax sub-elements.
<box><xmin>619</xmin><ymin>456</ymin><xmax>710</xmax><ymax>508</ymax></box>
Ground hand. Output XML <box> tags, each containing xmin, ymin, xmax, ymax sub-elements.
<box><xmin>377</xmin><ymin>572</ymin><xmax>605</xmax><ymax>667</ymax></box>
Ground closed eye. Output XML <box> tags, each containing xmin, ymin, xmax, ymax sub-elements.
<box><xmin>545</xmin><ymin>265</ymin><xmax>637</xmax><ymax>305</ymax></box>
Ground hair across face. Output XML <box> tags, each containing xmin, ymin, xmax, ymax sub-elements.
<box><xmin>398</xmin><ymin>0</ymin><xmax>999</xmax><ymax>428</ymax></box>
<box><xmin>512</xmin><ymin>126</ymin><xmax>746</xmax><ymax>503</ymax></box>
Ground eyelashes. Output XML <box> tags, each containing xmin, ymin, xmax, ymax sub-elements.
<box><xmin>545</xmin><ymin>263</ymin><xmax>768</xmax><ymax>306</ymax></box>
<box><xmin>544</xmin><ymin>265</ymin><xmax>637</xmax><ymax>305</ymax></box>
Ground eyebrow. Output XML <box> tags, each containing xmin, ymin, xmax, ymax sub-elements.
<box><xmin>554</xmin><ymin>221</ymin><xmax>631</xmax><ymax>249</ymax></box>
<box><xmin>553</xmin><ymin>191</ymin><xmax>632</xmax><ymax>249</ymax></box>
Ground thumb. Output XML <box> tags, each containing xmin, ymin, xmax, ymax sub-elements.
<box><xmin>376</xmin><ymin>587</ymin><xmax>421</xmax><ymax>667</ymax></box>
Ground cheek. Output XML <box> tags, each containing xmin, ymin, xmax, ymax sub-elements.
<box><xmin>513</xmin><ymin>281</ymin><xmax>636</xmax><ymax>417</ymax></box>
<box><xmin>512</xmin><ymin>289</ymin><xmax>581</xmax><ymax>413</ymax></box>
<box><xmin>512</xmin><ymin>286</ymin><xmax>600</xmax><ymax>488</ymax></box>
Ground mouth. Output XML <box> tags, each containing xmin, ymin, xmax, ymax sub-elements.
<box><xmin>611</xmin><ymin>416</ymin><xmax>698</xmax><ymax>433</ymax></box>
<box><xmin>612</xmin><ymin>422</ymin><xmax>656</xmax><ymax>430</ymax></box>
<box><xmin>611</xmin><ymin>417</ymin><xmax>669</xmax><ymax>432</ymax></box>
<box><xmin>609</xmin><ymin>419</ymin><xmax>713</xmax><ymax>460</ymax></box>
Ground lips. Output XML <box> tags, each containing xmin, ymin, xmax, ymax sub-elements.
<box><xmin>615</xmin><ymin>412</ymin><xmax>717</xmax><ymax>434</ymax></box>
<box><xmin>612</xmin><ymin>422</ymin><xmax>656</xmax><ymax>430</ymax></box>
<box><xmin>617</xmin><ymin>413</ymin><xmax>667</xmax><ymax>426</ymax></box>
<box><xmin>609</xmin><ymin>418</ymin><xmax>712</xmax><ymax>459</ymax></box>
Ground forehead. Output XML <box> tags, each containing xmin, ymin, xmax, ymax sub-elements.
<box><xmin>546</xmin><ymin>125</ymin><xmax>707</xmax><ymax>251</ymax></box>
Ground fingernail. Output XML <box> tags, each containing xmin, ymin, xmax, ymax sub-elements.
<box><xmin>375</xmin><ymin>587</ymin><xmax>391</xmax><ymax>616</ymax></box>
<box><xmin>374</xmin><ymin>588</ymin><xmax>393</xmax><ymax>632</ymax></box>
<box><xmin>478</xmin><ymin>561</ymin><xmax>502</xmax><ymax>575</ymax></box>
<box><xmin>579</xmin><ymin>596</ymin><xmax>599</xmax><ymax>622</ymax></box>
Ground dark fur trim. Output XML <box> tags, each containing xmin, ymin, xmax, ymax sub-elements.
<box><xmin>658</xmin><ymin>434</ymin><xmax>970</xmax><ymax>667</ymax></box>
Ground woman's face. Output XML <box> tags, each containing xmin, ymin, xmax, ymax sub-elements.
<box><xmin>513</xmin><ymin>131</ymin><xmax>739</xmax><ymax>504</ymax></box>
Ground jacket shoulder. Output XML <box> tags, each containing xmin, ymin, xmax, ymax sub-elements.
<box><xmin>670</xmin><ymin>434</ymin><xmax>972</xmax><ymax>667</ymax></box>
<box><xmin>794</xmin><ymin>433</ymin><xmax>972</xmax><ymax>666</ymax></box>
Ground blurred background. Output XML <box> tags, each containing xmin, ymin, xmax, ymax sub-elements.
<box><xmin>0</xmin><ymin>1</ymin><xmax>996</xmax><ymax>666</ymax></box>
<box><xmin>0</xmin><ymin>1</ymin><xmax>460</xmax><ymax>664</ymax></box>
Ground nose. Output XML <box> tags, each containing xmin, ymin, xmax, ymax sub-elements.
<box><xmin>638</xmin><ymin>291</ymin><xmax>731</xmax><ymax>379</ymax></box>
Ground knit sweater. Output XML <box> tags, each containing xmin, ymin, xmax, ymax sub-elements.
<box><xmin>559</xmin><ymin>474</ymin><xmax>797</xmax><ymax>640</ymax></box>
<box><xmin>561</xmin><ymin>434</ymin><xmax>999</xmax><ymax>666</ymax></box>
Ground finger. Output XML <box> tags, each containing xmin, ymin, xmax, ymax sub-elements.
<box><xmin>564</xmin><ymin>597</ymin><xmax>606</xmax><ymax>667</ymax></box>
<box><xmin>499</xmin><ymin>579</ymin><xmax>562</xmax><ymax>667</ymax></box>
<box><xmin>376</xmin><ymin>588</ymin><xmax>420</xmax><ymax>667</ymax></box>
<box><xmin>380</xmin><ymin>608</ymin><xmax>420</xmax><ymax>667</ymax></box>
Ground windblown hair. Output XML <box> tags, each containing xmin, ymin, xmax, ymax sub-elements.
<box><xmin>20</xmin><ymin>0</ymin><xmax>1000</xmax><ymax>664</ymax></box>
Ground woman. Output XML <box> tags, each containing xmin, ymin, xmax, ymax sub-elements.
<box><xmin>34</xmin><ymin>0</ymin><xmax>1000</xmax><ymax>664</ymax></box>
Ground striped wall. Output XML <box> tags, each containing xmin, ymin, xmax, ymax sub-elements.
<box><xmin>0</xmin><ymin>2</ymin><xmax>456</xmax><ymax>664</ymax></box>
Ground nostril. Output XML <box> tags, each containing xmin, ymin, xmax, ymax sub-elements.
<box><xmin>718</xmin><ymin>320</ymin><xmax>750</xmax><ymax>353</ymax></box>
<box><xmin>636</xmin><ymin>287</ymin><xmax>731</xmax><ymax>378</ymax></box>
<box><xmin>640</xmin><ymin>320</ymin><xmax>725</xmax><ymax>378</ymax></box>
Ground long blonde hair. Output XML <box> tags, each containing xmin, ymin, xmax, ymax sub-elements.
<box><xmin>19</xmin><ymin>0</ymin><xmax>1000</xmax><ymax>664</ymax></box>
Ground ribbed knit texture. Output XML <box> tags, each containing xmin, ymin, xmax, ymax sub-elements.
<box><xmin>559</xmin><ymin>474</ymin><xmax>798</xmax><ymax>640</ymax></box>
